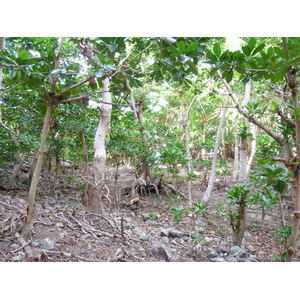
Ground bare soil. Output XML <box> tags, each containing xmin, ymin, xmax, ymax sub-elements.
<box><xmin>0</xmin><ymin>165</ymin><xmax>299</xmax><ymax>262</ymax></box>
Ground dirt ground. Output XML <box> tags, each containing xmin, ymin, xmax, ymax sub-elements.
<box><xmin>0</xmin><ymin>165</ymin><xmax>299</xmax><ymax>262</ymax></box>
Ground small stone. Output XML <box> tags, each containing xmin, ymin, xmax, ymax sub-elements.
<box><xmin>230</xmin><ymin>246</ymin><xmax>246</xmax><ymax>257</ymax></box>
<box><xmin>160</xmin><ymin>228</ymin><xmax>170</xmax><ymax>237</ymax></box>
<box><xmin>193</xmin><ymin>244</ymin><xmax>203</xmax><ymax>255</ymax></box>
<box><xmin>11</xmin><ymin>243</ymin><xmax>19</xmax><ymax>248</ymax></box>
<box><xmin>63</xmin><ymin>252</ymin><xmax>72</xmax><ymax>258</ymax></box>
<box><xmin>216</xmin><ymin>245</ymin><xmax>229</xmax><ymax>255</ymax></box>
<box><xmin>133</xmin><ymin>228</ymin><xmax>149</xmax><ymax>241</ymax></box>
<box><xmin>181</xmin><ymin>233</ymin><xmax>190</xmax><ymax>241</ymax></box>
<box><xmin>208</xmin><ymin>248</ymin><xmax>218</xmax><ymax>258</ymax></box>
<box><xmin>168</xmin><ymin>229</ymin><xmax>182</xmax><ymax>238</ymax></box>
<box><xmin>204</xmin><ymin>237</ymin><xmax>212</xmax><ymax>243</ymax></box>
<box><xmin>211</xmin><ymin>257</ymin><xmax>226</xmax><ymax>262</ymax></box>
<box><xmin>227</xmin><ymin>256</ymin><xmax>238</xmax><ymax>262</ymax></box>
<box><xmin>162</xmin><ymin>237</ymin><xmax>169</xmax><ymax>243</ymax></box>
<box><xmin>40</xmin><ymin>238</ymin><xmax>55</xmax><ymax>250</ymax></box>
<box><xmin>151</xmin><ymin>241</ymin><xmax>171</xmax><ymax>262</ymax></box>
<box><xmin>31</xmin><ymin>241</ymin><xmax>40</xmax><ymax>247</ymax></box>
<box><xmin>244</xmin><ymin>231</ymin><xmax>252</xmax><ymax>239</ymax></box>
<box><xmin>142</xmin><ymin>213</ymin><xmax>150</xmax><ymax>221</ymax></box>
<box><xmin>56</xmin><ymin>222</ymin><xmax>64</xmax><ymax>228</ymax></box>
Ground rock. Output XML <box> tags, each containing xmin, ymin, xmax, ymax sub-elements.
<box><xmin>211</xmin><ymin>257</ymin><xmax>226</xmax><ymax>262</ymax></box>
<box><xmin>162</xmin><ymin>237</ymin><xmax>169</xmax><ymax>243</ymax></box>
<box><xmin>151</xmin><ymin>241</ymin><xmax>172</xmax><ymax>261</ymax></box>
<box><xmin>195</xmin><ymin>216</ymin><xmax>207</xmax><ymax>226</ymax></box>
<box><xmin>11</xmin><ymin>243</ymin><xmax>19</xmax><ymax>248</ymax></box>
<box><xmin>208</xmin><ymin>247</ymin><xmax>218</xmax><ymax>258</ymax></box>
<box><xmin>0</xmin><ymin>242</ymin><xmax>10</xmax><ymax>254</ymax></box>
<box><xmin>160</xmin><ymin>228</ymin><xmax>182</xmax><ymax>239</ymax></box>
<box><xmin>181</xmin><ymin>233</ymin><xmax>190</xmax><ymax>241</ymax></box>
<box><xmin>142</xmin><ymin>213</ymin><xmax>150</xmax><ymax>221</ymax></box>
<box><xmin>245</xmin><ymin>243</ymin><xmax>256</xmax><ymax>252</ymax></box>
<box><xmin>133</xmin><ymin>228</ymin><xmax>149</xmax><ymax>241</ymax></box>
<box><xmin>244</xmin><ymin>231</ymin><xmax>252</xmax><ymax>239</ymax></box>
<box><xmin>230</xmin><ymin>246</ymin><xmax>246</xmax><ymax>258</ymax></box>
<box><xmin>168</xmin><ymin>229</ymin><xmax>182</xmax><ymax>238</ymax></box>
<box><xmin>193</xmin><ymin>244</ymin><xmax>203</xmax><ymax>255</ymax></box>
<box><xmin>247</xmin><ymin>254</ymin><xmax>259</xmax><ymax>262</ymax></box>
<box><xmin>227</xmin><ymin>256</ymin><xmax>238</xmax><ymax>262</ymax></box>
<box><xmin>31</xmin><ymin>241</ymin><xmax>40</xmax><ymax>247</ymax></box>
<box><xmin>63</xmin><ymin>252</ymin><xmax>72</xmax><ymax>258</ymax></box>
<box><xmin>160</xmin><ymin>228</ymin><xmax>170</xmax><ymax>237</ymax></box>
<box><xmin>216</xmin><ymin>245</ymin><xmax>229</xmax><ymax>255</ymax></box>
<box><xmin>40</xmin><ymin>238</ymin><xmax>55</xmax><ymax>250</ymax></box>
<box><xmin>0</xmin><ymin>239</ymin><xmax>11</xmax><ymax>246</ymax></box>
<box><xmin>204</xmin><ymin>237</ymin><xmax>212</xmax><ymax>243</ymax></box>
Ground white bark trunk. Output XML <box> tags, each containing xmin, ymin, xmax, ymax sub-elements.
<box><xmin>89</xmin><ymin>77</ymin><xmax>112</xmax><ymax>212</ymax></box>
<box><xmin>239</xmin><ymin>81</ymin><xmax>251</xmax><ymax>182</ymax></box>
<box><xmin>202</xmin><ymin>96</ymin><xmax>228</xmax><ymax>203</ymax></box>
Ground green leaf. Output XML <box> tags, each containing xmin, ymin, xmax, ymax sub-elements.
<box><xmin>242</xmin><ymin>45</ymin><xmax>251</xmax><ymax>56</ymax></box>
<box><xmin>107</xmin><ymin>44</ymin><xmax>117</xmax><ymax>53</ymax></box>
<box><xmin>9</xmin><ymin>68</ymin><xmax>18</xmax><ymax>79</ymax></box>
<box><xmin>206</xmin><ymin>50</ymin><xmax>217</xmax><ymax>62</ymax></box>
<box><xmin>276</xmin><ymin>180</ymin><xmax>286</xmax><ymax>193</ymax></box>
<box><xmin>213</xmin><ymin>44</ymin><xmax>221</xmax><ymax>58</ymax></box>
<box><xmin>51</xmin><ymin>69</ymin><xmax>62</xmax><ymax>74</ymax></box>
<box><xmin>95</xmin><ymin>69</ymin><xmax>105</xmax><ymax>78</ymax></box>
<box><xmin>177</xmin><ymin>41</ymin><xmax>186</xmax><ymax>53</ymax></box>
<box><xmin>272</xmin><ymin>67</ymin><xmax>288</xmax><ymax>83</ymax></box>
<box><xmin>18</xmin><ymin>50</ymin><xmax>30</xmax><ymax>60</ymax></box>
<box><xmin>252</xmin><ymin>43</ymin><xmax>265</xmax><ymax>55</ymax></box>
<box><xmin>248</xmin><ymin>38</ymin><xmax>256</xmax><ymax>52</ymax></box>
<box><xmin>186</xmin><ymin>42</ymin><xmax>198</xmax><ymax>54</ymax></box>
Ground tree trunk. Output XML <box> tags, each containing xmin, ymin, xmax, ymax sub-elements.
<box><xmin>80</xmin><ymin>133</ymin><xmax>89</xmax><ymax>205</ymax></box>
<box><xmin>232</xmin><ymin>109</ymin><xmax>239</xmax><ymax>181</ymax></box>
<box><xmin>180</xmin><ymin>88</ymin><xmax>198</xmax><ymax>207</ymax></box>
<box><xmin>21</xmin><ymin>100</ymin><xmax>53</xmax><ymax>235</ymax></box>
<box><xmin>233</xmin><ymin>205</ymin><xmax>247</xmax><ymax>246</ymax></box>
<box><xmin>239</xmin><ymin>80</ymin><xmax>252</xmax><ymax>182</ymax></box>
<box><xmin>88</xmin><ymin>77</ymin><xmax>112</xmax><ymax>213</ymax></box>
<box><xmin>202</xmin><ymin>96</ymin><xmax>228</xmax><ymax>203</ymax></box>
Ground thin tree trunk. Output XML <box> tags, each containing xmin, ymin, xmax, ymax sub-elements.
<box><xmin>233</xmin><ymin>205</ymin><xmax>247</xmax><ymax>246</ymax></box>
<box><xmin>80</xmin><ymin>133</ymin><xmax>89</xmax><ymax>205</ymax></box>
<box><xmin>202</xmin><ymin>96</ymin><xmax>228</xmax><ymax>203</ymax></box>
<box><xmin>232</xmin><ymin>111</ymin><xmax>239</xmax><ymax>181</ymax></box>
<box><xmin>180</xmin><ymin>88</ymin><xmax>198</xmax><ymax>207</ymax></box>
<box><xmin>88</xmin><ymin>77</ymin><xmax>112</xmax><ymax>212</ymax></box>
<box><xmin>246</xmin><ymin>124</ymin><xmax>257</xmax><ymax>175</ymax></box>
<box><xmin>239</xmin><ymin>81</ymin><xmax>252</xmax><ymax>182</ymax></box>
<box><xmin>21</xmin><ymin>100</ymin><xmax>53</xmax><ymax>235</ymax></box>
<box><xmin>21</xmin><ymin>38</ymin><xmax>65</xmax><ymax>236</ymax></box>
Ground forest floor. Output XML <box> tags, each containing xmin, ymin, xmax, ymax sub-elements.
<box><xmin>0</xmin><ymin>164</ymin><xmax>299</xmax><ymax>262</ymax></box>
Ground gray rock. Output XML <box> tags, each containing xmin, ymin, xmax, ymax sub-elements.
<box><xmin>63</xmin><ymin>252</ymin><xmax>72</xmax><ymax>258</ymax></box>
<box><xmin>230</xmin><ymin>246</ymin><xmax>246</xmax><ymax>257</ymax></box>
<box><xmin>40</xmin><ymin>238</ymin><xmax>55</xmax><ymax>250</ymax></box>
<box><xmin>133</xmin><ymin>228</ymin><xmax>149</xmax><ymax>241</ymax></box>
<box><xmin>247</xmin><ymin>254</ymin><xmax>259</xmax><ymax>262</ymax></box>
<box><xmin>160</xmin><ymin>228</ymin><xmax>170</xmax><ymax>237</ymax></box>
<box><xmin>0</xmin><ymin>239</ymin><xmax>11</xmax><ymax>246</ymax></box>
<box><xmin>151</xmin><ymin>241</ymin><xmax>172</xmax><ymax>261</ymax></box>
<box><xmin>195</xmin><ymin>216</ymin><xmax>207</xmax><ymax>226</ymax></box>
<box><xmin>216</xmin><ymin>245</ymin><xmax>229</xmax><ymax>255</ymax></box>
<box><xmin>193</xmin><ymin>244</ymin><xmax>203</xmax><ymax>255</ymax></box>
<box><xmin>141</xmin><ymin>213</ymin><xmax>150</xmax><ymax>221</ymax></box>
<box><xmin>162</xmin><ymin>237</ymin><xmax>169</xmax><ymax>243</ymax></box>
<box><xmin>227</xmin><ymin>256</ymin><xmax>238</xmax><ymax>262</ymax></box>
<box><xmin>211</xmin><ymin>257</ymin><xmax>226</xmax><ymax>262</ymax></box>
<box><xmin>208</xmin><ymin>248</ymin><xmax>218</xmax><ymax>258</ymax></box>
<box><xmin>31</xmin><ymin>241</ymin><xmax>40</xmax><ymax>247</ymax></box>
<box><xmin>181</xmin><ymin>233</ymin><xmax>190</xmax><ymax>241</ymax></box>
<box><xmin>244</xmin><ymin>231</ymin><xmax>252</xmax><ymax>239</ymax></box>
<box><xmin>0</xmin><ymin>242</ymin><xmax>10</xmax><ymax>254</ymax></box>
<box><xmin>11</xmin><ymin>243</ymin><xmax>19</xmax><ymax>248</ymax></box>
<box><xmin>168</xmin><ymin>229</ymin><xmax>182</xmax><ymax>238</ymax></box>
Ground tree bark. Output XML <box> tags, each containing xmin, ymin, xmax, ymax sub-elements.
<box><xmin>88</xmin><ymin>77</ymin><xmax>112</xmax><ymax>212</ymax></box>
<box><xmin>202</xmin><ymin>96</ymin><xmax>228</xmax><ymax>203</ymax></box>
<box><xmin>180</xmin><ymin>88</ymin><xmax>198</xmax><ymax>207</ymax></box>
<box><xmin>21</xmin><ymin>38</ymin><xmax>65</xmax><ymax>236</ymax></box>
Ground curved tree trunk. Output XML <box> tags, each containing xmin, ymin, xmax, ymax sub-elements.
<box><xmin>202</xmin><ymin>96</ymin><xmax>228</xmax><ymax>203</ymax></box>
<box><xmin>88</xmin><ymin>77</ymin><xmax>112</xmax><ymax>213</ymax></box>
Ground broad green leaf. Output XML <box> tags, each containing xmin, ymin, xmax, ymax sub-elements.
<box><xmin>242</xmin><ymin>45</ymin><xmax>251</xmax><ymax>56</ymax></box>
<box><xmin>186</xmin><ymin>42</ymin><xmax>198</xmax><ymax>54</ymax></box>
<box><xmin>213</xmin><ymin>44</ymin><xmax>221</xmax><ymax>58</ymax></box>
<box><xmin>9</xmin><ymin>68</ymin><xmax>18</xmax><ymax>79</ymax></box>
<box><xmin>252</xmin><ymin>43</ymin><xmax>265</xmax><ymax>55</ymax></box>
<box><xmin>95</xmin><ymin>69</ymin><xmax>105</xmax><ymax>78</ymax></box>
<box><xmin>177</xmin><ymin>41</ymin><xmax>186</xmax><ymax>53</ymax></box>
<box><xmin>248</xmin><ymin>38</ymin><xmax>256</xmax><ymax>52</ymax></box>
<box><xmin>51</xmin><ymin>69</ymin><xmax>62</xmax><ymax>74</ymax></box>
<box><xmin>18</xmin><ymin>50</ymin><xmax>30</xmax><ymax>60</ymax></box>
<box><xmin>276</xmin><ymin>180</ymin><xmax>286</xmax><ymax>194</ymax></box>
<box><xmin>206</xmin><ymin>50</ymin><xmax>217</xmax><ymax>62</ymax></box>
<box><xmin>272</xmin><ymin>67</ymin><xmax>288</xmax><ymax>83</ymax></box>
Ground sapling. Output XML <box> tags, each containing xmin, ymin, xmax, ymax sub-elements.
<box><xmin>227</xmin><ymin>185</ymin><xmax>251</xmax><ymax>246</ymax></box>
<box><xmin>171</xmin><ymin>205</ymin><xmax>186</xmax><ymax>224</ymax></box>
